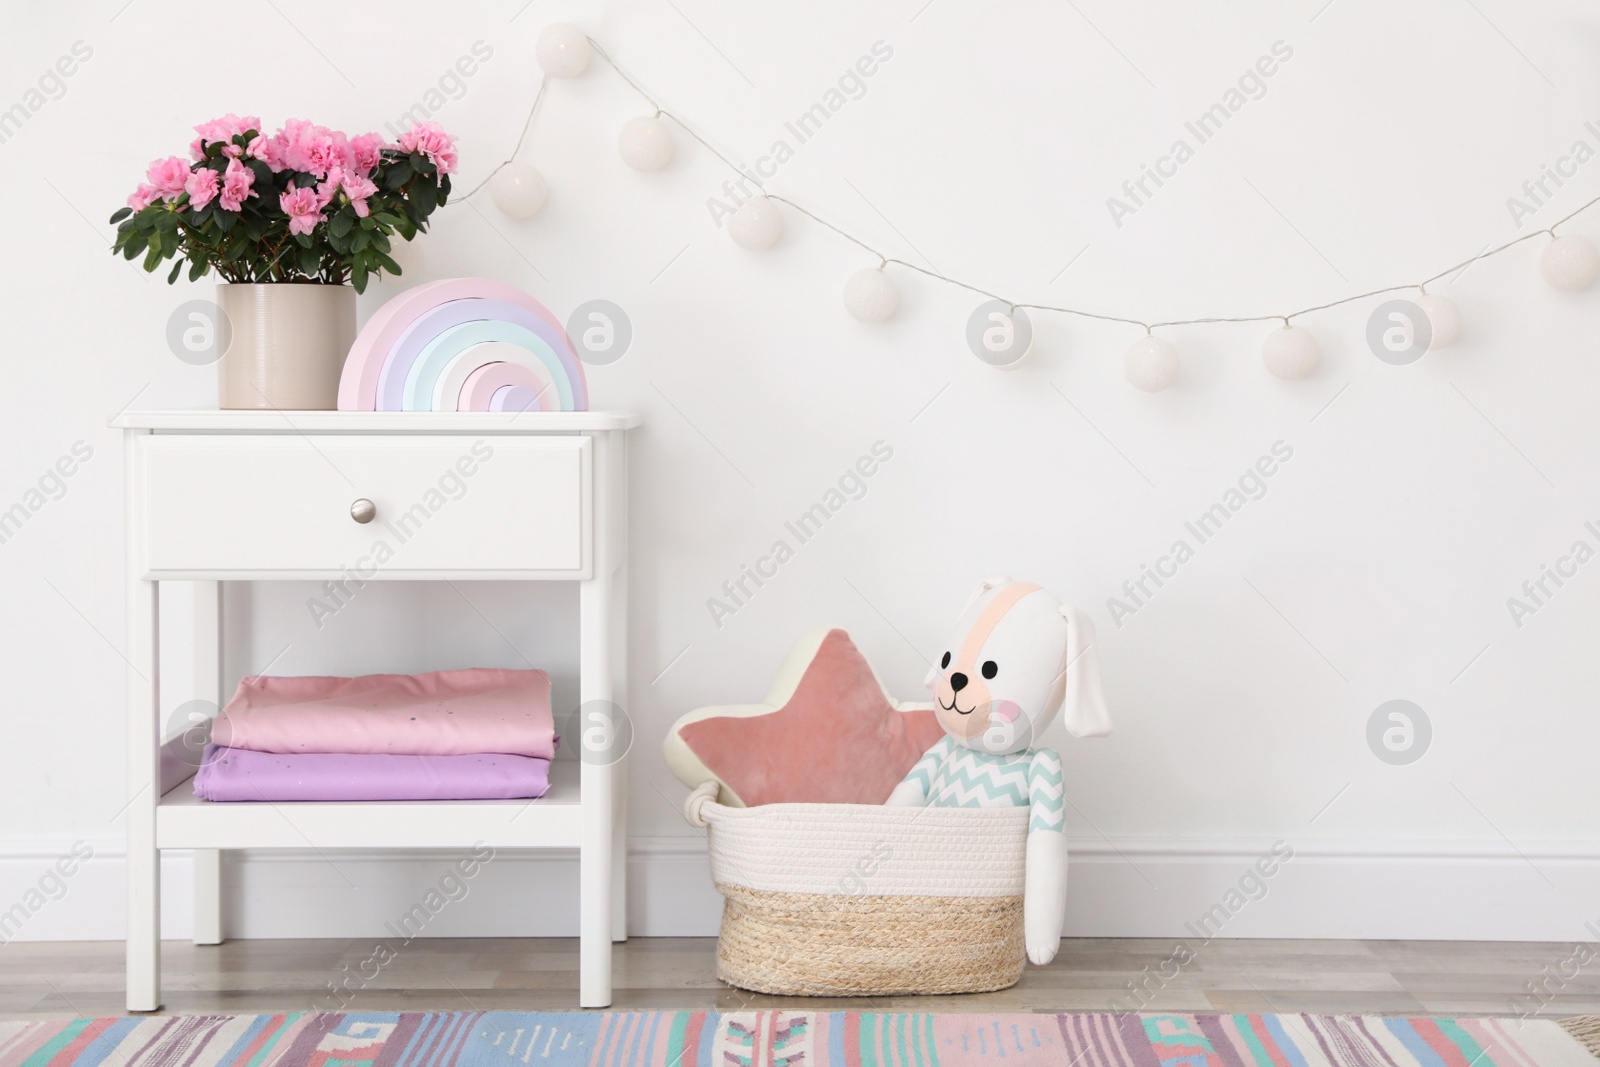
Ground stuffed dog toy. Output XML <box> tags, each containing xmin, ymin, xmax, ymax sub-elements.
<box><xmin>885</xmin><ymin>578</ymin><xmax>1111</xmax><ymax>965</ymax></box>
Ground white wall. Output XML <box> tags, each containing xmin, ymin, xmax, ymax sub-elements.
<box><xmin>3</xmin><ymin>0</ymin><xmax>1600</xmax><ymax>942</ymax></box>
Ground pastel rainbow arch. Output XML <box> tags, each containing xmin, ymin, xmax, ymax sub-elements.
<box><xmin>337</xmin><ymin>278</ymin><xmax>588</xmax><ymax>412</ymax></box>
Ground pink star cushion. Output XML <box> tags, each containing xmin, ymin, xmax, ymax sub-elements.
<box><xmin>663</xmin><ymin>628</ymin><xmax>947</xmax><ymax>807</ymax></box>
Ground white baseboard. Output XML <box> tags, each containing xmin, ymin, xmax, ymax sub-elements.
<box><xmin>2</xmin><ymin>836</ymin><xmax>1597</xmax><ymax>943</ymax></box>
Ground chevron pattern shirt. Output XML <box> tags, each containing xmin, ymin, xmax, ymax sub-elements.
<box><xmin>896</xmin><ymin>735</ymin><xmax>1066</xmax><ymax>833</ymax></box>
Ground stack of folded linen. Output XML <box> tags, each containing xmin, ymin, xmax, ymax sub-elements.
<box><xmin>193</xmin><ymin>668</ymin><xmax>557</xmax><ymax>802</ymax></box>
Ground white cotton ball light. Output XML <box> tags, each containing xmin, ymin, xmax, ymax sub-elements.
<box><xmin>843</xmin><ymin>268</ymin><xmax>898</xmax><ymax>323</ymax></box>
<box><xmin>618</xmin><ymin>115</ymin><xmax>674</xmax><ymax>171</ymax></box>
<box><xmin>536</xmin><ymin>23</ymin><xmax>591</xmax><ymax>78</ymax></box>
<box><xmin>1540</xmin><ymin>235</ymin><xmax>1600</xmax><ymax>291</ymax></box>
<box><xmin>1416</xmin><ymin>293</ymin><xmax>1459</xmax><ymax>349</ymax></box>
<box><xmin>489</xmin><ymin>162</ymin><xmax>547</xmax><ymax>219</ymax></box>
<box><xmin>727</xmin><ymin>196</ymin><xmax>783</xmax><ymax>250</ymax></box>
<box><xmin>1262</xmin><ymin>324</ymin><xmax>1319</xmax><ymax>379</ymax></box>
<box><xmin>1123</xmin><ymin>335</ymin><xmax>1178</xmax><ymax>392</ymax></box>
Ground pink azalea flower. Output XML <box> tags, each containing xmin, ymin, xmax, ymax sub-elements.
<box><xmin>280</xmin><ymin>183</ymin><xmax>322</xmax><ymax>235</ymax></box>
<box><xmin>185</xmin><ymin>168</ymin><xmax>220</xmax><ymax>210</ymax></box>
<box><xmin>146</xmin><ymin>156</ymin><xmax>191</xmax><ymax>199</ymax></box>
<box><xmin>315</xmin><ymin>165</ymin><xmax>345</xmax><ymax>209</ymax></box>
<box><xmin>273</xmin><ymin>119</ymin><xmax>313</xmax><ymax>172</ymax></box>
<box><xmin>342</xmin><ymin>172</ymin><xmax>379</xmax><ymax>217</ymax></box>
<box><xmin>194</xmin><ymin>113</ymin><xmax>260</xmax><ymax>145</ymax></box>
<box><xmin>190</xmin><ymin>115</ymin><xmax>262</xmax><ymax>161</ymax></box>
<box><xmin>126</xmin><ymin>183</ymin><xmax>160</xmax><ymax>211</ymax></box>
<box><xmin>330</xmin><ymin>131</ymin><xmax>355</xmax><ymax>173</ymax></box>
<box><xmin>246</xmin><ymin>134</ymin><xmax>282</xmax><ymax>172</ymax></box>
<box><xmin>277</xmin><ymin>118</ymin><xmax>340</xmax><ymax>176</ymax></box>
<box><xmin>398</xmin><ymin>121</ymin><xmax>457</xmax><ymax>175</ymax></box>
<box><xmin>349</xmin><ymin>132</ymin><xmax>385</xmax><ymax>173</ymax></box>
<box><xmin>302</xmin><ymin>134</ymin><xmax>339</xmax><ymax>176</ymax></box>
<box><xmin>219</xmin><ymin>158</ymin><xmax>256</xmax><ymax>212</ymax></box>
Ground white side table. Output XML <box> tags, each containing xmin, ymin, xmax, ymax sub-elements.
<box><xmin>112</xmin><ymin>410</ymin><xmax>638</xmax><ymax>1011</ymax></box>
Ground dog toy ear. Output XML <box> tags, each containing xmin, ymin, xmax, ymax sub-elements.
<box><xmin>1058</xmin><ymin>604</ymin><xmax>1112</xmax><ymax>738</ymax></box>
<box><xmin>924</xmin><ymin>576</ymin><xmax>1014</xmax><ymax>689</ymax></box>
<box><xmin>963</xmin><ymin>576</ymin><xmax>1013</xmax><ymax>616</ymax></box>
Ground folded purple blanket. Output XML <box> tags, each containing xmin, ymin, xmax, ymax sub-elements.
<box><xmin>193</xmin><ymin>744</ymin><xmax>551</xmax><ymax>802</ymax></box>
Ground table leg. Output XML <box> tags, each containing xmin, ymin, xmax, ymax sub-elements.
<box><xmin>192</xmin><ymin>849</ymin><xmax>222</xmax><ymax>945</ymax></box>
<box><xmin>579</xmin><ymin>574</ymin><xmax>613</xmax><ymax>1008</ymax></box>
<box><xmin>126</xmin><ymin>576</ymin><xmax>161</xmax><ymax>1012</ymax></box>
<box><xmin>611</xmin><ymin>555</ymin><xmax>629</xmax><ymax>942</ymax></box>
<box><xmin>192</xmin><ymin>581</ymin><xmax>223</xmax><ymax>946</ymax></box>
<box><xmin>611</xmin><ymin>766</ymin><xmax>627</xmax><ymax>942</ymax></box>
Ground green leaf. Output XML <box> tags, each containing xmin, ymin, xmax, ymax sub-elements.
<box><xmin>298</xmin><ymin>245</ymin><xmax>319</xmax><ymax>276</ymax></box>
<box><xmin>412</xmin><ymin>180</ymin><xmax>437</xmax><ymax>216</ymax></box>
<box><xmin>374</xmin><ymin>251</ymin><xmax>402</xmax><ymax>275</ymax></box>
<box><xmin>153</xmin><ymin>211</ymin><xmax>179</xmax><ymax>232</ymax></box>
<box><xmin>122</xmin><ymin>234</ymin><xmax>148</xmax><ymax>260</ymax></box>
<box><xmin>370</xmin><ymin>230</ymin><xmax>391</xmax><ymax>252</ymax></box>
<box><xmin>373</xmin><ymin>212</ymin><xmax>403</xmax><ymax>228</ymax></box>
<box><xmin>383</xmin><ymin>162</ymin><xmax>412</xmax><ymax>189</ymax></box>
<box><xmin>188</xmin><ymin>257</ymin><xmax>208</xmax><ymax>282</ymax></box>
<box><xmin>143</xmin><ymin>244</ymin><xmax>163</xmax><ymax>272</ymax></box>
<box><xmin>147</xmin><ymin>230</ymin><xmax>162</xmax><ymax>255</ymax></box>
<box><xmin>215</xmin><ymin>210</ymin><xmax>235</xmax><ymax>233</ymax></box>
<box><xmin>167</xmin><ymin>259</ymin><xmax>183</xmax><ymax>284</ymax></box>
<box><xmin>352</xmin><ymin>229</ymin><xmax>370</xmax><ymax>252</ymax></box>
<box><xmin>352</xmin><ymin>263</ymin><xmax>368</xmax><ymax>294</ymax></box>
<box><xmin>330</xmin><ymin>211</ymin><xmax>354</xmax><ymax>238</ymax></box>
<box><xmin>109</xmin><ymin>207</ymin><xmax>133</xmax><ymax>224</ymax></box>
<box><xmin>359</xmin><ymin>215</ymin><xmax>377</xmax><ymax>230</ymax></box>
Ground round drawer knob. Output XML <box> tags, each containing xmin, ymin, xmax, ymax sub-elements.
<box><xmin>350</xmin><ymin>498</ymin><xmax>377</xmax><ymax>524</ymax></box>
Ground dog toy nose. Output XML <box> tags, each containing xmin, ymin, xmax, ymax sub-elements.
<box><xmin>949</xmin><ymin>672</ymin><xmax>968</xmax><ymax>692</ymax></box>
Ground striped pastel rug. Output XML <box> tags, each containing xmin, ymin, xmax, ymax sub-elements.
<box><xmin>1</xmin><ymin>1011</ymin><xmax>1596</xmax><ymax>1067</ymax></box>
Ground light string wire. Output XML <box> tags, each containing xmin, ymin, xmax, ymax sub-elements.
<box><xmin>455</xmin><ymin>74</ymin><xmax>550</xmax><ymax>202</ymax></box>
<box><xmin>461</xmin><ymin>35</ymin><xmax>1600</xmax><ymax>336</ymax></box>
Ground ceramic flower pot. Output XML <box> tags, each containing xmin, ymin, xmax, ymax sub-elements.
<box><xmin>216</xmin><ymin>283</ymin><xmax>356</xmax><ymax>410</ymax></box>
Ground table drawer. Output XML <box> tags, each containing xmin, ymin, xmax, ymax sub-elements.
<box><xmin>136</xmin><ymin>435</ymin><xmax>589</xmax><ymax>577</ymax></box>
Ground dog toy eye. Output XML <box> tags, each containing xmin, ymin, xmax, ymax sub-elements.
<box><xmin>940</xmin><ymin>651</ymin><xmax>951</xmax><ymax>669</ymax></box>
<box><xmin>981</xmin><ymin>660</ymin><xmax>998</xmax><ymax>679</ymax></box>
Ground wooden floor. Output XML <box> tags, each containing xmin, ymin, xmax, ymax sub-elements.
<box><xmin>2</xmin><ymin>937</ymin><xmax>1597</xmax><ymax>1020</ymax></box>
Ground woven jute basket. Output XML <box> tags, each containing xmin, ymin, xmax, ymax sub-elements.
<box><xmin>683</xmin><ymin>782</ymin><xmax>1031</xmax><ymax>996</ymax></box>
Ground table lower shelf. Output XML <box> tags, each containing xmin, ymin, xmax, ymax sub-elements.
<box><xmin>156</xmin><ymin>759</ymin><xmax>585</xmax><ymax>849</ymax></box>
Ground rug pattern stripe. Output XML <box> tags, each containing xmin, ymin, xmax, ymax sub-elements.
<box><xmin>2</xmin><ymin>1014</ymin><xmax>1592</xmax><ymax>1067</ymax></box>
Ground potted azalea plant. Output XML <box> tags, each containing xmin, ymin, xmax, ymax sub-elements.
<box><xmin>111</xmin><ymin>115</ymin><xmax>456</xmax><ymax>409</ymax></box>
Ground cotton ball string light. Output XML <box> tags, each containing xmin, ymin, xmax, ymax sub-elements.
<box><xmin>843</xmin><ymin>266</ymin><xmax>898</xmax><ymax>322</ymax></box>
<box><xmin>618</xmin><ymin>114</ymin><xmax>674</xmax><ymax>171</ymax></box>
<box><xmin>727</xmin><ymin>196</ymin><xmax>783</xmax><ymax>250</ymax></box>
<box><xmin>1261</xmin><ymin>323</ymin><xmax>1319</xmax><ymax>379</ymax></box>
<box><xmin>489</xmin><ymin>162</ymin><xmax>547</xmax><ymax>219</ymax></box>
<box><xmin>1415</xmin><ymin>292</ymin><xmax>1459</xmax><ymax>349</ymax></box>
<box><xmin>1123</xmin><ymin>334</ymin><xmax>1179</xmax><ymax>392</ymax></box>
<box><xmin>1540</xmin><ymin>234</ymin><xmax>1600</xmax><ymax>291</ymax></box>
<box><xmin>536</xmin><ymin>23</ymin><xmax>591</xmax><ymax>78</ymax></box>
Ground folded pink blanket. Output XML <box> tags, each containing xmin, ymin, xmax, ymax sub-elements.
<box><xmin>193</xmin><ymin>745</ymin><xmax>551</xmax><ymax>802</ymax></box>
<box><xmin>211</xmin><ymin>669</ymin><xmax>555</xmax><ymax>759</ymax></box>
